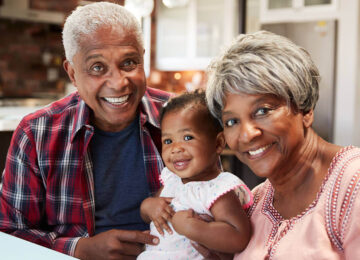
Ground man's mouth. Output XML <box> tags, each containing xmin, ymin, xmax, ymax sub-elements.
<box><xmin>103</xmin><ymin>95</ymin><xmax>129</xmax><ymax>105</ymax></box>
<box><xmin>247</xmin><ymin>143</ymin><xmax>273</xmax><ymax>156</ymax></box>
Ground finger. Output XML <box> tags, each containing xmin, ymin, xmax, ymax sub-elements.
<box><xmin>191</xmin><ymin>241</ymin><xmax>211</xmax><ymax>258</ymax></box>
<box><xmin>196</xmin><ymin>213</ymin><xmax>214</xmax><ymax>222</ymax></box>
<box><xmin>162</xmin><ymin>210</ymin><xmax>174</xmax><ymax>221</ymax></box>
<box><xmin>165</xmin><ymin>205</ymin><xmax>175</xmax><ymax>216</ymax></box>
<box><xmin>113</xmin><ymin>241</ymin><xmax>144</xmax><ymax>256</ymax></box>
<box><xmin>119</xmin><ymin>256</ymin><xmax>137</xmax><ymax>260</ymax></box>
<box><xmin>154</xmin><ymin>221</ymin><xmax>164</xmax><ymax>236</ymax></box>
<box><xmin>115</xmin><ymin>230</ymin><xmax>159</xmax><ymax>245</ymax></box>
<box><xmin>161</xmin><ymin>221</ymin><xmax>173</xmax><ymax>235</ymax></box>
<box><xmin>163</xmin><ymin>197</ymin><xmax>173</xmax><ymax>203</ymax></box>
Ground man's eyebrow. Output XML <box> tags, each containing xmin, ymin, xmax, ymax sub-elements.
<box><xmin>85</xmin><ymin>54</ymin><xmax>103</xmax><ymax>63</ymax></box>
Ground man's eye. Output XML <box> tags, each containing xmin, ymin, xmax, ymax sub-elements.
<box><xmin>184</xmin><ymin>135</ymin><xmax>193</xmax><ymax>141</ymax></box>
<box><xmin>254</xmin><ymin>107</ymin><xmax>270</xmax><ymax>116</ymax></box>
<box><xmin>163</xmin><ymin>139</ymin><xmax>172</xmax><ymax>145</ymax></box>
<box><xmin>224</xmin><ymin>119</ymin><xmax>237</xmax><ymax>127</ymax></box>
<box><xmin>90</xmin><ymin>64</ymin><xmax>104</xmax><ymax>73</ymax></box>
<box><xmin>121</xmin><ymin>59</ymin><xmax>138</xmax><ymax>71</ymax></box>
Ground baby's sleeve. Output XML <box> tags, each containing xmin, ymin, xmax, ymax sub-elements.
<box><xmin>159</xmin><ymin>167</ymin><xmax>178</xmax><ymax>186</ymax></box>
<box><xmin>205</xmin><ymin>172</ymin><xmax>253</xmax><ymax>211</ymax></box>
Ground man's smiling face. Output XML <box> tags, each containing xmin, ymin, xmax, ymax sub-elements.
<box><xmin>64</xmin><ymin>25</ymin><xmax>146</xmax><ymax>132</ymax></box>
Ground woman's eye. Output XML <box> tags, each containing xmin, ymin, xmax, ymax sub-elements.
<box><xmin>163</xmin><ymin>139</ymin><xmax>172</xmax><ymax>145</ymax></box>
<box><xmin>254</xmin><ymin>107</ymin><xmax>270</xmax><ymax>116</ymax></box>
<box><xmin>224</xmin><ymin>119</ymin><xmax>237</xmax><ymax>127</ymax></box>
<box><xmin>184</xmin><ymin>135</ymin><xmax>193</xmax><ymax>141</ymax></box>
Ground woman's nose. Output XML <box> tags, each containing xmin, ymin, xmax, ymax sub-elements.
<box><xmin>238</xmin><ymin>121</ymin><xmax>261</xmax><ymax>143</ymax></box>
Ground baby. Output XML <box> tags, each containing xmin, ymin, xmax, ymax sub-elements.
<box><xmin>137</xmin><ymin>90</ymin><xmax>253</xmax><ymax>259</ymax></box>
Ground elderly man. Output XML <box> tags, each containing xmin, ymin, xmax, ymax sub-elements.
<box><xmin>0</xmin><ymin>2</ymin><xmax>170</xmax><ymax>259</ymax></box>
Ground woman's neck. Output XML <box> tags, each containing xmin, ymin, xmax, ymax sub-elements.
<box><xmin>270</xmin><ymin>128</ymin><xmax>325</xmax><ymax>197</ymax></box>
<box><xmin>269</xmin><ymin>129</ymin><xmax>342</xmax><ymax>218</ymax></box>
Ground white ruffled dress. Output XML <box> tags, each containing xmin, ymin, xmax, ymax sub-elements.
<box><xmin>137</xmin><ymin>167</ymin><xmax>253</xmax><ymax>260</ymax></box>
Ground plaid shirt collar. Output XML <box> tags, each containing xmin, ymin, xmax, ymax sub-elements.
<box><xmin>70</xmin><ymin>88</ymin><xmax>161</xmax><ymax>142</ymax></box>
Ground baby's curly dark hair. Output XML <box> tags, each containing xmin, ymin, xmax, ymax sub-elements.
<box><xmin>160</xmin><ymin>90</ymin><xmax>223</xmax><ymax>135</ymax></box>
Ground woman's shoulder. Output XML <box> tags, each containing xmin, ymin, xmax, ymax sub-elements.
<box><xmin>325</xmin><ymin>145</ymin><xmax>360</xmax><ymax>251</ymax></box>
<box><xmin>245</xmin><ymin>180</ymin><xmax>270</xmax><ymax>217</ymax></box>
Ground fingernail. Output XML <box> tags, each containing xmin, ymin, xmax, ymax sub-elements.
<box><xmin>153</xmin><ymin>238</ymin><xmax>159</xmax><ymax>244</ymax></box>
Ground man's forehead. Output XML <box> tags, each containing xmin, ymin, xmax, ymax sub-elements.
<box><xmin>77</xmin><ymin>26</ymin><xmax>142</xmax><ymax>56</ymax></box>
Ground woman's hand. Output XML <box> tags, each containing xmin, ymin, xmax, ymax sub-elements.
<box><xmin>140</xmin><ymin>197</ymin><xmax>174</xmax><ymax>235</ymax></box>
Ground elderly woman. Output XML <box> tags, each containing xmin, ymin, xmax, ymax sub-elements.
<box><xmin>205</xmin><ymin>31</ymin><xmax>360</xmax><ymax>259</ymax></box>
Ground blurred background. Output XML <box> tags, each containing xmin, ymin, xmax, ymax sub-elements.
<box><xmin>0</xmin><ymin>0</ymin><xmax>359</xmax><ymax>188</ymax></box>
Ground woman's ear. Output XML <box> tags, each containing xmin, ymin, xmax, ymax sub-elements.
<box><xmin>215</xmin><ymin>131</ymin><xmax>226</xmax><ymax>155</ymax></box>
<box><xmin>303</xmin><ymin>109</ymin><xmax>314</xmax><ymax>128</ymax></box>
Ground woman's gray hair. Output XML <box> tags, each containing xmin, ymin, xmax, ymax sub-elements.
<box><xmin>62</xmin><ymin>1</ymin><xmax>144</xmax><ymax>63</ymax></box>
<box><xmin>206</xmin><ymin>30</ymin><xmax>320</xmax><ymax>121</ymax></box>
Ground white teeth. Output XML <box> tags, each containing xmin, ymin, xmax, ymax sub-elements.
<box><xmin>103</xmin><ymin>95</ymin><xmax>129</xmax><ymax>105</ymax></box>
<box><xmin>248</xmin><ymin>144</ymin><xmax>272</xmax><ymax>156</ymax></box>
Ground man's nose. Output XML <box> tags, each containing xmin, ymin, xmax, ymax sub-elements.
<box><xmin>107</xmin><ymin>68</ymin><xmax>129</xmax><ymax>90</ymax></box>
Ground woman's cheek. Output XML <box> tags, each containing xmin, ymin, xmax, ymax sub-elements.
<box><xmin>224</xmin><ymin>128</ymin><xmax>237</xmax><ymax>150</ymax></box>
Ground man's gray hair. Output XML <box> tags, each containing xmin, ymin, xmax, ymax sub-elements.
<box><xmin>206</xmin><ymin>30</ymin><xmax>320</xmax><ymax>121</ymax></box>
<box><xmin>62</xmin><ymin>1</ymin><xmax>143</xmax><ymax>63</ymax></box>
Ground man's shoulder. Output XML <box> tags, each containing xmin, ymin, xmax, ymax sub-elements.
<box><xmin>20</xmin><ymin>92</ymin><xmax>81</xmax><ymax>126</ymax></box>
<box><xmin>144</xmin><ymin>87</ymin><xmax>172</xmax><ymax>103</ymax></box>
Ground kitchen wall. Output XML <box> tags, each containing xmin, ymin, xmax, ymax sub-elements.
<box><xmin>0</xmin><ymin>0</ymin><xmax>125</xmax><ymax>98</ymax></box>
<box><xmin>0</xmin><ymin>19</ymin><xmax>66</xmax><ymax>97</ymax></box>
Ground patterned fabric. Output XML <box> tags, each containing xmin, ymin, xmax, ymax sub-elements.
<box><xmin>235</xmin><ymin>146</ymin><xmax>360</xmax><ymax>260</ymax></box>
<box><xmin>138</xmin><ymin>167</ymin><xmax>253</xmax><ymax>260</ymax></box>
<box><xmin>0</xmin><ymin>87</ymin><xmax>170</xmax><ymax>256</ymax></box>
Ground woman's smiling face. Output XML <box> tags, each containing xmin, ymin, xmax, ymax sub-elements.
<box><xmin>221</xmin><ymin>93</ymin><xmax>311</xmax><ymax>179</ymax></box>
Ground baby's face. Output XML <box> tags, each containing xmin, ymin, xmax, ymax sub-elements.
<box><xmin>161</xmin><ymin>106</ymin><xmax>221</xmax><ymax>183</ymax></box>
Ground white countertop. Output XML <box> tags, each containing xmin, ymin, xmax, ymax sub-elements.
<box><xmin>0</xmin><ymin>106</ymin><xmax>43</xmax><ymax>131</ymax></box>
<box><xmin>0</xmin><ymin>231</ymin><xmax>78</xmax><ymax>259</ymax></box>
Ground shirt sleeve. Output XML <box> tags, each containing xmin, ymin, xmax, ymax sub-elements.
<box><xmin>205</xmin><ymin>172</ymin><xmax>253</xmax><ymax>210</ymax></box>
<box><xmin>342</xmin><ymin>170</ymin><xmax>360</xmax><ymax>258</ymax></box>
<box><xmin>159</xmin><ymin>167</ymin><xmax>178</xmax><ymax>186</ymax></box>
<box><xmin>0</xmin><ymin>123</ymin><xmax>80</xmax><ymax>256</ymax></box>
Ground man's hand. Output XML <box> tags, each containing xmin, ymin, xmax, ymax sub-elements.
<box><xmin>140</xmin><ymin>197</ymin><xmax>174</xmax><ymax>235</ymax></box>
<box><xmin>74</xmin><ymin>229</ymin><xmax>159</xmax><ymax>260</ymax></box>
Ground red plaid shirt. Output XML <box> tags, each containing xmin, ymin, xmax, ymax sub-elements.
<box><xmin>0</xmin><ymin>87</ymin><xmax>170</xmax><ymax>256</ymax></box>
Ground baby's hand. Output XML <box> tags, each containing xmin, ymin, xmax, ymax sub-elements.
<box><xmin>143</xmin><ymin>197</ymin><xmax>175</xmax><ymax>235</ymax></box>
<box><xmin>171</xmin><ymin>209</ymin><xmax>196</xmax><ymax>235</ymax></box>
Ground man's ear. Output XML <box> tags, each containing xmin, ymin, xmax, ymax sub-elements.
<box><xmin>215</xmin><ymin>131</ymin><xmax>226</xmax><ymax>155</ymax></box>
<box><xmin>63</xmin><ymin>60</ymin><xmax>77</xmax><ymax>87</ymax></box>
<box><xmin>303</xmin><ymin>109</ymin><xmax>314</xmax><ymax>128</ymax></box>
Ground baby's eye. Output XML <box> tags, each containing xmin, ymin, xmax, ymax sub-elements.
<box><xmin>163</xmin><ymin>139</ymin><xmax>172</xmax><ymax>145</ymax></box>
<box><xmin>224</xmin><ymin>119</ymin><xmax>237</xmax><ymax>127</ymax></box>
<box><xmin>254</xmin><ymin>107</ymin><xmax>271</xmax><ymax>116</ymax></box>
<box><xmin>184</xmin><ymin>135</ymin><xmax>193</xmax><ymax>141</ymax></box>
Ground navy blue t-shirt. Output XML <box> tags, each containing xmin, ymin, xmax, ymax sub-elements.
<box><xmin>90</xmin><ymin>116</ymin><xmax>150</xmax><ymax>234</ymax></box>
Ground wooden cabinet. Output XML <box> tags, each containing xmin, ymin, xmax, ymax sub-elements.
<box><xmin>155</xmin><ymin>0</ymin><xmax>240</xmax><ymax>71</ymax></box>
<box><xmin>260</xmin><ymin>0</ymin><xmax>339</xmax><ymax>24</ymax></box>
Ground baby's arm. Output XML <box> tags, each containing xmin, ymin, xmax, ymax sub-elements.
<box><xmin>140</xmin><ymin>187</ymin><xmax>175</xmax><ymax>235</ymax></box>
<box><xmin>171</xmin><ymin>190</ymin><xmax>251</xmax><ymax>253</ymax></box>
